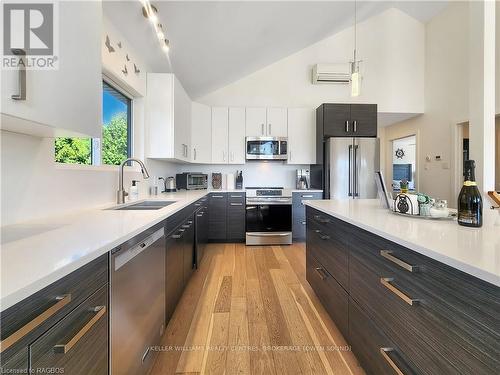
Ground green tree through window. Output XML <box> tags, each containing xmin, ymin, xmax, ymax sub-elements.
<box><xmin>55</xmin><ymin>81</ymin><xmax>131</xmax><ymax>165</ymax></box>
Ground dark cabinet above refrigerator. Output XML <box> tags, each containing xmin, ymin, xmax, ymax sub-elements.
<box><xmin>317</xmin><ymin>103</ymin><xmax>377</xmax><ymax>139</ymax></box>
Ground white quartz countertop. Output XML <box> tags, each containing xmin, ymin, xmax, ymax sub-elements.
<box><xmin>304</xmin><ymin>199</ymin><xmax>500</xmax><ymax>287</ymax></box>
<box><xmin>0</xmin><ymin>190</ymin><xmax>212</xmax><ymax>311</ymax></box>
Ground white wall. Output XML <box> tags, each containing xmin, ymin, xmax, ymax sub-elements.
<box><xmin>198</xmin><ymin>8</ymin><xmax>425</xmax><ymax>116</ymax></box>
<box><xmin>382</xmin><ymin>2</ymin><xmax>470</xmax><ymax>204</ymax></box>
<box><xmin>1</xmin><ymin>14</ymin><xmax>155</xmax><ymax>226</ymax></box>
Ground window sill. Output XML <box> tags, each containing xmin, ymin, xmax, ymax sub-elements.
<box><xmin>53</xmin><ymin>163</ymin><xmax>141</xmax><ymax>173</ymax></box>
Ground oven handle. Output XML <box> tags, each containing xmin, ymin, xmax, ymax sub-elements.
<box><xmin>246</xmin><ymin>233</ymin><xmax>290</xmax><ymax>237</ymax></box>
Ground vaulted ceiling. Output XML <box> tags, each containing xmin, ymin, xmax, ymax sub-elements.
<box><xmin>103</xmin><ymin>1</ymin><xmax>448</xmax><ymax>99</ymax></box>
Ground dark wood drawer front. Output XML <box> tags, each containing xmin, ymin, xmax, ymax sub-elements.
<box><xmin>349</xmin><ymin>226</ymin><xmax>500</xmax><ymax>352</ymax></box>
<box><xmin>349</xmin><ymin>298</ymin><xmax>417</xmax><ymax>375</ymax></box>
<box><xmin>350</xmin><ymin>253</ymin><xmax>499</xmax><ymax>374</ymax></box>
<box><xmin>0</xmin><ymin>254</ymin><xmax>108</xmax><ymax>368</ymax></box>
<box><xmin>227</xmin><ymin>193</ymin><xmax>245</xmax><ymax>204</ymax></box>
<box><xmin>306</xmin><ymin>220</ymin><xmax>348</xmax><ymax>289</ymax></box>
<box><xmin>306</xmin><ymin>253</ymin><xmax>348</xmax><ymax>339</ymax></box>
<box><xmin>29</xmin><ymin>285</ymin><xmax>108</xmax><ymax>375</ymax></box>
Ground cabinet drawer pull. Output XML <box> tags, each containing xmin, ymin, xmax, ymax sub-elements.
<box><xmin>314</xmin><ymin>267</ymin><xmax>328</xmax><ymax>280</ymax></box>
<box><xmin>197</xmin><ymin>213</ymin><xmax>204</xmax><ymax>217</ymax></box>
<box><xmin>380</xmin><ymin>278</ymin><xmax>418</xmax><ymax>306</ymax></box>
<box><xmin>313</xmin><ymin>215</ymin><xmax>329</xmax><ymax>224</ymax></box>
<box><xmin>301</xmin><ymin>221</ymin><xmax>306</xmax><ymax>225</ymax></box>
<box><xmin>0</xmin><ymin>294</ymin><xmax>72</xmax><ymax>353</ymax></box>
<box><xmin>380</xmin><ymin>348</ymin><xmax>406</xmax><ymax>375</ymax></box>
<box><xmin>54</xmin><ymin>306</ymin><xmax>106</xmax><ymax>354</ymax></box>
<box><xmin>380</xmin><ymin>250</ymin><xmax>417</xmax><ymax>272</ymax></box>
<box><xmin>301</xmin><ymin>195</ymin><xmax>314</xmax><ymax>198</ymax></box>
<box><xmin>230</xmin><ymin>203</ymin><xmax>243</xmax><ymax>206</ymax></box>
<box><xmin>230</xmin><ymin>195</ymin><xmax>243</xmax><ymax>198</ymax></box>
<box><xmin>345</xmin><ymin>120</ymin><xmax>350</xmax><ymax>132</ymax></box>
<box><xmin>353</xmin><ymin>120</ymin><xmax>358</xmax><ymax>133</ymax></box>
<box><xmin>212</xmin><ymin>195</ymin><xmax>224</xmax><ymax>198</ymax></box>
<box><xmin>182</xmin><ymin>224</ymin><xmax>191</xmax><ymax>229</ymax></box>
<box><xmin>319</xmin><ymin>234</ymin><xmax>330</xmax><ymax>240</ymax></box>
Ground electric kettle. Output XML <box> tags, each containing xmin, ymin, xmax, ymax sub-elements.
<box><xmin>161</xmin><ymin>176</ymin><xmax>176</xmax><ymax>192</ymax></box>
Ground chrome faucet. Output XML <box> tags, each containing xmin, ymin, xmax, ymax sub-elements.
<box><xmin>117</xmin><ymin>158</ymin><xmax>150</xmax><ymax>204</ymax></box>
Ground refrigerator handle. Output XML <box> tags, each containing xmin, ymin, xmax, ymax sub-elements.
<box><xmin>348</xmin><ymin>145</ymin><xmax>353</xmax><ymax>197</ymax></box>
<box><xmin>354</xmin><ymin>145</ymin><xmax>359</xmax><ymax>197</ymax></box>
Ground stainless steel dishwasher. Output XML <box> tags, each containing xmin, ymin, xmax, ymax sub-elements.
<box><xmin>110</xmin><ymin>225</ymin><xmax>165</xmax><ymax>375</ymax></box>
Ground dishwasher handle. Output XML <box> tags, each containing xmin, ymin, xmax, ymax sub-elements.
<box><xmin>114</xmin><ymin>227</ymin><xmax>165</xmax><ymax>271</ymax></box>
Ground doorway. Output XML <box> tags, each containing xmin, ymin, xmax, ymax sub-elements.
<box><xmin>391</xmin><ymin>135</ymin><xmax>417</xmax><ymax>193</ymax></box>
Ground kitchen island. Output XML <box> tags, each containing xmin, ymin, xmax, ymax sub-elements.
<box><xmin>304</xmin><ymin>199</ymin><xmax>500</xmax><ymax>374</ymax></box>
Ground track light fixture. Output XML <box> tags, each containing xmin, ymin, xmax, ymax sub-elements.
<box><xmin>141</xmin><ymin>1</ymin><xmax>170</xmax><ymax>55</ymax></box>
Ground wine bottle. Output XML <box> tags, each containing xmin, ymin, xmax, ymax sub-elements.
<box><xmin>457</xmin><ymin>160</ymin><xmax>483</xmax><ymax>227</ymax></box>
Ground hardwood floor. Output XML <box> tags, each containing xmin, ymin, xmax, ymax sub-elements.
<box><xmin>151</xmin><ymin>243</ymin><xmax>365</xmax><ymax>375</ymax></box>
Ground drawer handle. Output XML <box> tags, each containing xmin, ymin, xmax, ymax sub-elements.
<box><xmin>301</xmin><ymin>195</ymin><xmax>314</xmax><ymax>198</ymax></box>
<box><xmin>380</xmin><ymin>278</ymin><xmax>418</xmax><ymax>306</ymax></box>
<box><xmin>313</xmin><ymin>215</ymin><xmax>329</xmax><ymax>224</ymax></box>
<box><xmin>0</xmin><ymin>294</ymin><xmax>72</xmax><ymax>353</ymax></box>
<box><xmin>230</xmin><ymin>203</ymin><xmax>243</xmax><ymax>206</ymax></box>
<box><xmin>319</xmin><ymin>234</ymin><xmax>330</xmax><ymax>240</ymax></box>
<box><xmin>230</xmin><ymin>195</ymin><xmax>243</xmax><ymax>198</ymax></box>
<box><xmin>380</xmin><ymin>348</ymin><xmax>406</xmax><ymax>375</ymax></box>
<box><xmin>54</xmin><ymin>306</ymin><xmax>106</xmax><ymax>354</ymax></box>
<box><xmin>314</xmin><ymin>267</ymin><xmax>328</xmax><ymax>280</ymax></box>
<box><xmin>380</xmin><ymin>250</ymin><xmax>417</xmax><ymax>272</ymax></box>
<box><xmin>301</xmin><ymin>221</ymin><xmax>306</xmax><ymax>225</ymax></box>
<box><xmin>212</xmin><ymin>195</ymin><xmax>224</xmax><ymax>198</ymax></box>
<box><xmin>197</xmin><ymin>213</ymin><xmax>204</xmax><ymax>217</ymax></box>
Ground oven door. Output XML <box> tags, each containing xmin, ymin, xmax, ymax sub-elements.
<box><xmin>245</xmin><ymin>203</ymin><xmax>292</xmax><ymax>245</ymax></box>
<box><xmin>246</xmin><ymin>137</ymin><xmax>288</xmax><ymax>160</ymax></box>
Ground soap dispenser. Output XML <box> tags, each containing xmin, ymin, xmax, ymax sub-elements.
<box><xmin>129</xmin><ymin>180</ymin><xmax>140</xmax><ymax>201</ymax></box>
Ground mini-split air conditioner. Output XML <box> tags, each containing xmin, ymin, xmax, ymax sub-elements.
<box><xmin>312</xmin><ymin>63</ymin><xmax>351</xmax><ymax>84</ymax></box>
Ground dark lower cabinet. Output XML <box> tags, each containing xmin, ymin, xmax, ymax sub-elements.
<box><xmin>349</xmin><ymin>298</ymin><xmax>417</xmax><ymax>375</ymax></box>
<box><xmin>306</xmin><ymin>206</ymin><xmax>500</xmax><ymax>375</ymax></box>
<box><xmin>208</xmin><ymin>193</ymin><xmax>227</xmax><ymax>241</ymax></box>
<box><xmin>165</xmin><ymin>229</ymin><xmax>184</xmax><ymax>323</ymax></box>
<box><xmin>182</xmin><ymin>219</ymin><xmax>195</xmax><ymax>285</ymax></box>
<box><xmin>208</xmin><ymin>192</ymin><xmax>246</xmax><ymax>242</ymax></box>
<box><xmin>0</xmin><ymin>254</ymin><xmax>109</xmax><ymax>374</ymax></box>
<box><xmin>292</xmin><ymin>191</ymin><xmax>322</xmax><ymax>240</ymax></box>
<box><xmin>29</xmin><ymin>285</ymin><xmax>108</xmax><ymax>375</ymax></box>
<box><xmin>306</xmin><ymin>252</ymin><xmax>348</xmax><ymax>339</ymax></box>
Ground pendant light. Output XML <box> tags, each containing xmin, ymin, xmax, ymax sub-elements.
<box><xmin>350</xmin><ymin>0</ymin><xmax>362</xmax><ymax>97</ymax></box>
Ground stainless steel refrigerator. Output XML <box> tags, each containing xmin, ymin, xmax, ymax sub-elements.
<box><xmin>324</xmin><ymin>137</ymin><xmax>380</xmax><ymax>199</ymax></box>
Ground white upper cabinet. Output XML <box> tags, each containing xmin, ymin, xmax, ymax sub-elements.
<box><xmin>0</xmin><ymin>1</ymin><xmax>102</xmax><ymax>138</ymax></box>
<box><xmin>245</xmin><ymin>107</ymin><xmax>287</xmax><ymax>137</ymax></box>
<box><xmin>211</xmin><ymin>107</ymin><xmax>229</xmax><ymax>164</ymax></box>
<box><xmin>287</xmin><ymin>108</ymin><xmax>316</xmax><ymax>165</ymax></box>
<box><xmin>228</xmin><ymin>108</ymin><xmax>246</xmax><ymax>164</ymax></box>
<box><xmin>266</xmin><ymin>107</ymin><xmax>287</xmax><ymax>137</ymax></box>
<box><xmin>173</xmin><ymin>77</ymin><xmax>192</xmax><ymax>161</ymax></box>
<box><xmin>191</xmin><ymin>102</ymin><xmax>212</xmax><ymax>163</ymax></box>
<box><xmin>245</xmin><ymin>107</ymin><xmax>267</xmax><ymax>136</ymax></box>
<box><xmin>146</xmin><ymin>73</ymin><xmax>191</xmax><ymax>161</ymax></box>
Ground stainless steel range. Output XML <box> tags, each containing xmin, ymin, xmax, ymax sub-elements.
<box><xmin>245</xmin><ymin>187</ymin><xmax>292</xmax><ymax>245</ymax></box>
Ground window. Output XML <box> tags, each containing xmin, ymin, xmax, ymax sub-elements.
<box><xmin>54</xmin><ymin>80</ymin><xmax>132</xmax><ymax>165</ymax></box>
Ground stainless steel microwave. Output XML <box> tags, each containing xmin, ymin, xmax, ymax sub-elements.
<box><xmin>245</xmin><ymin>137</ymin><xmax>288</xmax><ymax>160</ymax></box>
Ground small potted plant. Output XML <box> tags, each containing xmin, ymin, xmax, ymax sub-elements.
<box><xmin>400</xmin><ymin>178</ymin><xmax>409</xmax><ymax>194</ymax></box>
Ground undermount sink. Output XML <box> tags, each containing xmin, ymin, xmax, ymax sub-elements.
<box><xmin>110</xmin><ymin>200</ymin><xmax>176</xmax><ymax>210</ymax></box>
